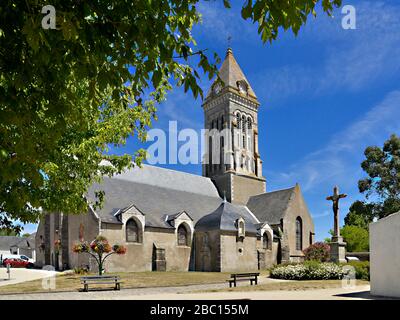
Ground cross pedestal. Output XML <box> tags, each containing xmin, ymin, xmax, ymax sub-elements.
<box><xmin>330</xmin><ymin>236</ymin><xmax>347</xmax><ymax>263</ymax></box>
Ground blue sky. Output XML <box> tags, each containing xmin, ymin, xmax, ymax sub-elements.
<box><xmin>24</xmin><ymin>1</ymin><xmax>400</xmax><ymax>241</ymax></box>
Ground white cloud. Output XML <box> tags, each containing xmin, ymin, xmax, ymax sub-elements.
<box><xmin>267</xmin><ymin>90</ymin><xmax>400</xmax><ymax>193</ymax></box>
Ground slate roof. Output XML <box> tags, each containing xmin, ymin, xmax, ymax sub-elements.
<box><xmin>195</xmin><ymin>201</ymin><xmax>259</xmax><ymax>234</ymax></box>
<box><xmin>0</xmin><ymin>236</ymin><xmax>34</xmax><ymax>251</ymax></box>
<box><xmin>246</xmin><ymin>187</ymin><xmax>296</xmax><ymax>225</ymax></box>
<box><xmin>87</xmin><ymin>165</ymin><xmax>223</xmax><ymax>228</ymax></box>
<box><xmin>206</xmin><ymin>48</ymin><xmax>257</xmax><ymax>99</ymax></box>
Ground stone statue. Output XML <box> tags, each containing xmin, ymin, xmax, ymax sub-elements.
<box><xmin>326</xmin><ymin>186</ymin><xmax>347</xmax><ymax>240</ymax></box>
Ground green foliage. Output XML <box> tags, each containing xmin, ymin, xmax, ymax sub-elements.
<box><xmin>346</xmin><ymin>134</ymin><xmax>400</xmax><ymax>226</ymax></box>
<box><xmin>303</xmin><ymin>242</ymin><xmax>330</xmax><ymax>262</ymax></box>
<box><xmin>341</xmin><ymin>225</ymin><xmax>369</xmax><ymax>252</ymax></box>
<box><xmin>345</xmin><ymin>261</ymin><xmax>370</xmax><ymax>281</ymax></box>
<box><xmin>0</xmin><ymin>0</ymin><xmax>342</xmax><ymax>231</ymax></box>
<box><xmin>0</xmin><ymin>228</ymin><xmax>19</xmax><ymax>236</ymax></box>
<box><xmin>344</xmin><ymin>200</ymin><xmax>375</xmax><ymax>230</ymax></box>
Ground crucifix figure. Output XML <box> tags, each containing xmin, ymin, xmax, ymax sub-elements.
<box><xmin>326</xmin><ymin>186</ymin><xmax>347</xmax><ymax>238</ymax></box>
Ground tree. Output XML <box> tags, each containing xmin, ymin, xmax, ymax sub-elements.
<box><xmin>326</xmin><ymin>226</ymin><xmax>369</xmax><ymax>252</ymax></box>
<box><xmin>0</xmin><ymin>0</ymin><xmax>342</xmax><ymax>232</ymax></box>
<box><xmin>344</xmin><ymin>200</ymin><xmax>375</xmax><ymax>230</ymax></box>
<box><xmin>72</xmin><ymin>235</ymin><xmax>126</xmax><ymax>276</ymax></box>
<box><xmin>341</xmin><ymin>225</ymin><xmax>369</xmax><ymax>252</ymax></box>
<box><xmin>345</xmin><ymin>134</ymin><xmax>400</xmax><ymax>226</ymax></box>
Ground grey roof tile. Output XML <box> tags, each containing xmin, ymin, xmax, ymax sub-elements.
<box><xmin>87</xmin><ymin>165</ymin><xmax>223</xmax><ymax>228</ymax></box>
<box><xmin>195</xmin><ymin>201</ymin><xmax>259</xmax><ymax>234</ymax></box>
<box><xmin>246</xmin><ymin>187</ymin><xmax>296</xmax><ymax>225</ymax></box>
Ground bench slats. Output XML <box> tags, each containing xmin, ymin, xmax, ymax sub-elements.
<box><xmin>80</xmin><ymin>275</ymin><xmax>121</xmax><ymax>292</ymax></box>
<box><xmin>228</xmin><ymin>272</ymin><xmax>260</xmax><ymax>288</ymax></box>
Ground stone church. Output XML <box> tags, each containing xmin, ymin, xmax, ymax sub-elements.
<box><xmin>35</xmin><ymin>48</ymin><xmax>315</xmax><ymax>272</ymax></box>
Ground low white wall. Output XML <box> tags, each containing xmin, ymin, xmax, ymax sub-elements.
<box><xmin>370</xmin><ymin>211</ymin><xmax>400</xmax><ymax>298</ymax></box>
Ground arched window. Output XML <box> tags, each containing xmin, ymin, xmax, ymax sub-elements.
<box><xmin>220</xmin><ymin>136</ymin><xmax>224</xmax><ymax>169</ymax></box>
<box><xmin>126</xmin><ymin>219</ymin><xmax>140</xmax><ymax>243</ymax></box>
<box><xmin>208</xmin><ymin>136</ymin><xmax>213</xmax><ymax>169</ymax></box>
<box><xmin>242</xmin><ymin>116</ymin><xmax>246</xmax><ymax>133</ymax></box>
<box><xmin>237</xmin><ymin>218</ymin><xmax>245</xmax><ymax>238</ymax></box>
<box><xmin>177</xmin><ymin>224</ymin><xmax>188</xmax><ymax>246</ymax></box>
<box><xmin>263</xmin><ymin>232</ymin><xmax>270</xmax><ymax>250</ymax></box>
<box><xmin>221</xmin><ymin>116</ymin><xmax>225</xmax><ymax>129</ymax></box>
<box><xmin>236</xmin><ymin>113</ymin><xmax>241</xmax><ymax>129</ymax></box>
<box><xmin>247</xmin><ymin>117</ymin><xmax>252</xmax><ymax>130</ymax></box>
<box><xmin>296</xmin><ymin>217</ymin><xmax>303</xmax><ymax>250</ymax></box>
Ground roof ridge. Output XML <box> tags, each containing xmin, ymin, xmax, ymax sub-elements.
<box><xmin>138</xmin><ymin>164</ymin><xmax>211</xmax><ymax>180</ymax></box>
<box><xmin>248</xmin><ymin>186</ymin><xmax>296</xmax><ymax>199</ymax></box>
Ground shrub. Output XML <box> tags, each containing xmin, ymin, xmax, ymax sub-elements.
<box><xmin>269</xmin><ymin>262</ymin><xmax>345</xmax><ymax>280</ymax></box>
<box><xmin>341</xmin><ymin>225</ymin><xmax>369</xmax><ymax>252</ymax></box>
<box><xmin>303</xmin><ymin>242</ymin><xmax>330</xmax><ymax>262</ymax></box>
<box><xmin>345</xmin><ymin>261</ymin><xmax>370</xmax><ymax>280</ymax></box>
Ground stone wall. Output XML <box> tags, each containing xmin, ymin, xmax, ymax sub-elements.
<box><xmin>345</xmin><ymin>252</ymin><xmax>370</xmax><ymax>261</ymax></box>
<box><xmin>66</xmin><ymin>209</ymin><xmax>100</xmax><ymax>271</ymax></box>
<box><xmin>283</xmin><ymin>185</ymin><xmax>315</xmax><ymax>261</ymax></box>
<box><xmin>370</xmin><ymin>212</ymin><xmax>400</xmax><ymax>298</ymax></box>
<box><xmin>231</xmin><ymin>174</ymin><xmax>266</xmax><ymax>205</ymax></box>
<box><xmin>100</xmin><ymin>226</ymin><xmax>192</xmax><ymax>272</ymax></box>
<box><xmin>220</xmin><ymin>231</ymin><xmax>258</xmax><ymax>272</ymax></box>
<box><xmin>194</xmin><ymin>230</ymin><xmax>221</xmax><ymax>272</ymax></box>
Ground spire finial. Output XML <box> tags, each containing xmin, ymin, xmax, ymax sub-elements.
<box><xmin>226</xmin><ymin>35</ymin><xmax>232</xmax><ymax>56</ymax></box>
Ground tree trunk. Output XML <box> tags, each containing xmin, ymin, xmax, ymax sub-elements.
<box><xmin>98</xmin><ymin>253</ymin><xmax>103</xmax><ymax>276</ymax></box>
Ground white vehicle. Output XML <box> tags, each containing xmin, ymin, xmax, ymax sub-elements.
<box><xmin>0</xmin><ymin>254</ymin><xmax>34</xmax><ymax>264</ymax></box>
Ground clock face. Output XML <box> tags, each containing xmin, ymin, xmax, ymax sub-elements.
<box><xmin>238</xmin><ymin>81</ymin><xmax>247</xmax><ymax>94</ymax></box>
<box><xmin>214</xmin><ymin>83</ymin><xmax>222</xmax><ymax>94</ymax></box>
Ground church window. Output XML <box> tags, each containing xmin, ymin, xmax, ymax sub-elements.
<box><xmin>247</xmin><ymin>117</ymin><xmax>252</xmax><ymax>129</ymax></box>
<box><xmin>221</xmin><ymin>116</ymin><xmax>225</xmax><ymax>129</ymax></box>
<box><xmin>263</xmin><ymin>232</ymin><xmax>270</xmax><ymax>250</ymax></box>
<box><xmin>236</xmin><ymin>113</ymin><xmax>241</xmax><ymax>129</ymax></box>
<box><xmin>242</xmin><ymin>116</ymin><xmax>246</xmax><ymax>133</ymax></box>
<box><xmin>296</xmin><ymin>217</ymin><xmax>303</xmax><ymax>250</ymax></box>
<box><xmin>220</xmin><ymin>136</ymin><xmax>224</xmax><ymax>169</ymax></box>
<box><xmin>177</xmin><ymin>224</ymin><xmax>189</xmax><ymax>246</ymax></box>
<box><xmin>237</xmin><ymin>218</ymin><xmax>245</xmax><ymax>238</ymax></box>
<box><xmin>126</xmin><ymin>219</ymin><xmax>140</xmax><ymax>243</ymax></box>
<box><xmin>208</xmin><ymin>136</ymin><xmax>213</xmax><ymax>169</ymax></box>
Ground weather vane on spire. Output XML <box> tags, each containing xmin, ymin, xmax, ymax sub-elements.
<box><xmin>227</xmin><ymin>35</ymin><xmax>232</xmax><ymax>48</ymax></box>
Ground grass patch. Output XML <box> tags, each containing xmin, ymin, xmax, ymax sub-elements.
<box><xmin>0</xmin><ymin>271</ymin><xmax>268</xmax><ymax>295</ymax></box>
<box><xmin>187</xmin><ymin>279</ymin><xmax>370</xmax><ymax>294</ymax></box>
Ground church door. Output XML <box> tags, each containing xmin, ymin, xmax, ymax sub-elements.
<box><xmin>152</xmin><ymin>244</ymin><xmax>166</xmax><ymax>271</ymax></box>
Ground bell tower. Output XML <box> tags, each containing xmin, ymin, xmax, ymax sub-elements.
<box><xmin>202</xmin><ymin>48</ymin><xmax>266</xmax><ymax>204</ymax></box>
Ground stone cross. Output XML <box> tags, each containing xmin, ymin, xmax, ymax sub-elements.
<box><xmin>326</xmin><ymin>186</ymin><xmax>347</xmax><ymax>238</ymax></box>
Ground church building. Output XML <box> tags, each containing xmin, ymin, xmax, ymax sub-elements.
<box><xmin>35</xmin><ymin>48</ymin><xmax>315</xmax><ymax>272</ymax></box>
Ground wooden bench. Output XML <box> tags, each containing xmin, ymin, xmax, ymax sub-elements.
<box><xmin>227</xmin><ymin>272</ymin><xmax>260</xmax><ymax>288</ymax></box>
<box><xmin>80</xmin><ymin>275</ymin><xmax>121</xmax><ymax>292</ymax></box>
